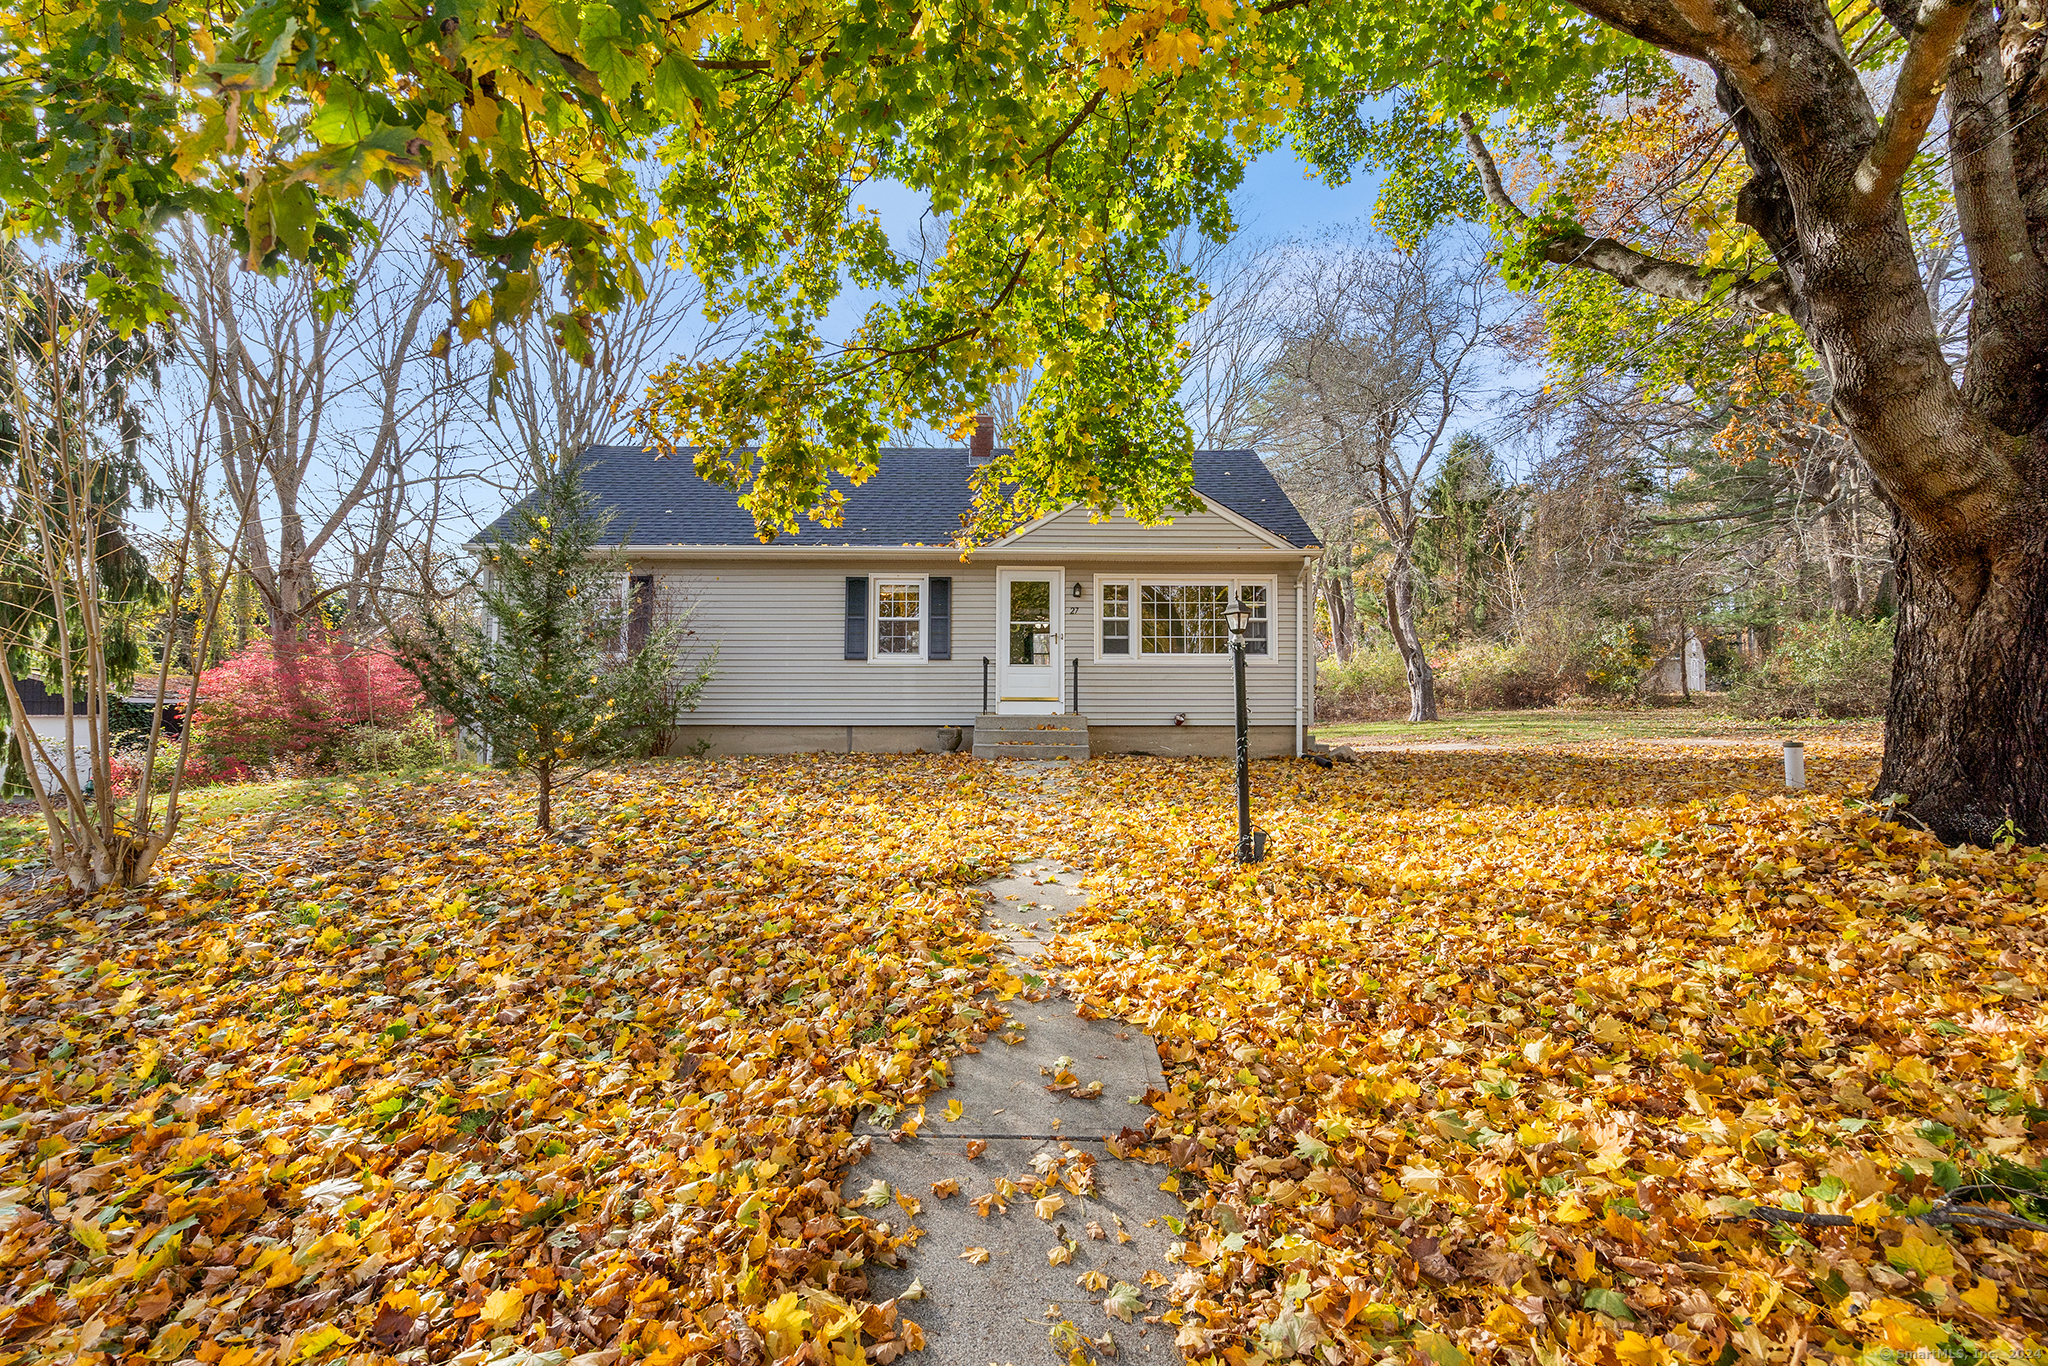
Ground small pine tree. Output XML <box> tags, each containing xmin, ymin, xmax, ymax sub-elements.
<box><xmin>392</xmin><ymin>458</ymin><xmax>709</xmax><ymax>831</ymax></box>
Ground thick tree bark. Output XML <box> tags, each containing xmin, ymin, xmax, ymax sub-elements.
<box><xmin>1881</xmin><ymin>475</ymin><xmax>2048</xmax><ymax>844</ymax></box>
<box><xmin>1384</xmin><ymin>553</ymin><xmax>1438</xmax><ymax>722</ymax></box>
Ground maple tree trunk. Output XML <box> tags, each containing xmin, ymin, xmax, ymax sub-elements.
<box><xmin>1450</xmin><ymin>0</ymin><xmax>2048</xmax><ymax>842</ymax></box>
<box><xmin>1383</xmin><ymin>554</ymin><xmax>1437</xmax><ymax>723</ymax></box>
<box><xmin>1880</xmin><ymin>484</ymin><xmax>2048</xmax><ymax>845</ymax></box>
<box><xmin>1705</xmin><ymin>9</ymin><xmax>2048</xmax><ymax>845</ymax></box>
<box><xmin>1322</xmin><ymin>562</ymin><xmax>1354</xmax><ymax>662</ymax></box>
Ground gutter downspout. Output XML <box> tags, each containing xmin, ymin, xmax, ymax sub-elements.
<box><xmin>1294</xmin><ymin>563</ymin><xmax>1307</xmax><ymax>758</ymax></box>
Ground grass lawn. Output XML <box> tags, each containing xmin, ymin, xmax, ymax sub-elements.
<box><xmin>1</xmin><ymin>742</ymin><xmax>2044</xmax><ymax>1364</ymax></box>
<box><xmin>1314</xmin><ymin>706</ymin><xmax>1881</xmax><ymax>747</ymax></box>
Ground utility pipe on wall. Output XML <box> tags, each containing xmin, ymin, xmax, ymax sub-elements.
<box><xmin>1294</xmin><ymin>561</ymin><xmax>1310</xmax><ymax>758</ymax></box>
<box><xmin>1286</xmin><ymin>565</ymin><xmax>1302</xmax><ymax>757</ymax></box>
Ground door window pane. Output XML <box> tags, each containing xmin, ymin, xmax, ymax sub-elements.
<box><xmin>1008</xmin><ymin>579</ymin><xmax>1051</xmax><ymax>666</ymax></box>
<box><xmin>877</xmin><ymin>581</ymin><xmax>922</xmax><ymax>656</ymax></box>
<box><xmin>1141</xmin><ymin>584</ymin><xmax>1229</xmax><ymax>654</ymax></box>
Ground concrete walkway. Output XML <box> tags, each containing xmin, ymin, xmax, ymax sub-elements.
<box><xmin>843</xmin><ymin>858</ymin><xmax>1183</xmax><ymax>1365</ymax></box>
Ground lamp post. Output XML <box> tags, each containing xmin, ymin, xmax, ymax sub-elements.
<box><xmin>1227</xmin><ymin>597</ymin><xmax>1266</xmax><ymax>863</ymax></box>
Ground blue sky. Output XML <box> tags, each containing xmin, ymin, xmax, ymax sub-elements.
<box><xmin>1228</xmin><ymin>148</ymin><xmax>1388</xmax><ymax>241</ymax></box>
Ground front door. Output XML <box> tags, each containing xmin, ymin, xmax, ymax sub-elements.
<box><xmin>995</xmin><ymin>569</ymin><xmax>1063</xmax><ymax>714</ymax></box>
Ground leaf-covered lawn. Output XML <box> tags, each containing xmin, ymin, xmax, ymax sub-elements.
<box><xmin>1313</xmin><ymin>711</ymin><xmax>1877</xmax><ymax>746</ymax></box>
<box><xmin>0</xmin><ymin>763</ymin><xmax>1031</xmax><ymax>1366</ymax></box>
<box><xmin>2</xmin><ymin>741</ymin><xmax>2045</xmax><ymax>1366</ymax></box>
<box><xmin>1039</xmin><ymin>738</ymin><xmax>2048</xmax><ymax>1360</ymax></box>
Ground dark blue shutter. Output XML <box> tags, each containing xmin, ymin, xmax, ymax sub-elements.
<box><xmin>626</xmin><ymin>575</ymin><xmax>654</xmax><ymax>651</ymax></box>
<box><xmin>928</xmin><ymin>577</ymin><xmax>951</xmax><ymax>660</ymax></box>
<box><xmin>844</xmin><ymin>577</ymin><xmax>869</xmax><ymax>659</ymax></box>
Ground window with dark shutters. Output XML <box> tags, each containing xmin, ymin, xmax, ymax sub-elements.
<box><xmin>928</xmin><ymin>577</ymin><xmax>951</xmax><ymax>660</ymax></box>
<box><xmin>627</xmin><ymin>575</ymin><xmax>654</xmax><ymax>651</ymax></box>
<box><xmin>844</xmin><ymin>576</ymin><xmax>869</xmax><ymax>659</ymax></box>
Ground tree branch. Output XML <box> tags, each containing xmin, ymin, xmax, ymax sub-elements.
<box><xmin>1456</xmin><ymin>114</ymin><xmax>1793</xmax><ymax>317</ymax></box>
<box><xmin>1660</xmin><ymin>0</ymin><xmax>1775</xmax><ymax>74</ymax></box>
<box><xmin>1852</xmin><ymin>0</ymin><xmax>1977</xmax><ymax>212</ymax></box>
<box><xmin>1563</xmin><ymin>0</ymin><xmax>1720</xmax><ymax>63</ymax></box>
<box><xmin>1028</xmin><ymin>88</ymin><xmax>1108</xmax><ymax>170</ymax></box>
<box><xmin>1942</xmin><ymin>0</ymin><xmax>2048</xmax><ymax>429</ymax></box>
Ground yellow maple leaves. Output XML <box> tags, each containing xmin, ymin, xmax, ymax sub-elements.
<box><xmin>0</xmin><ymin>759</ymin><xmax>1021</xmax><ymax>1365</ymax></box>
<box><xmin>5</xmin><ymin>738</ymin><xmax>2046</xmax><ymax>1364</ymax></box>
<box><xmin>1017</xmin><ymin>736</ymin><xmax>2048</xmax><ymax>1358</ymax></box>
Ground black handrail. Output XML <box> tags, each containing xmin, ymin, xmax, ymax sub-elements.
<box><xmin>982</xmin><ymin>656</ymin><xmax>992</xmax><ymax>714</ymax></box>
<box><xmin>1070</xmin><ymin>657</ymin><xmax>1079</xmax><ymax>715</ymax></box>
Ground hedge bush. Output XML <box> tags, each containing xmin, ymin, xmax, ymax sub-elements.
<box><xmin>331</xmin><ymin>712</ymin><xmax>449</xmax><ymax>773</ymax></box>
<box><xmin>1730</xmin><ymin>615</ymin><xmax>1894</xmax><ymax>719</ymax></box>
<box><xmin>1317</xmin><ymin>642</ymin><xmax>1576</xmax><ymax>719</ymax></box>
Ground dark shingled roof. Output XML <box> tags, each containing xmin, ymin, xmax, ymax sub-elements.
<box><xmin>476</xmin><ymin>446</ymin><xmax>1319</xmax><ymax>550</ymax></box>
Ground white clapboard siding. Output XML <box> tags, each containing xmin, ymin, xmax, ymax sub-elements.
<box><xmin>645</xmin><ymin>553</ymin><xmax>1313</xmax><ymax>729</ymax></box>
<box><xmin>1002</xmin><ymin>503</ymin><xmax>1283</xmax><ymax>553</ymax></box>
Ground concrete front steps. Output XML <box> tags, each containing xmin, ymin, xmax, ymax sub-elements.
<box><xmin>972</xmin><ymin>713</ymin><xmax>1090</xmax><ymax>760</ymax></box>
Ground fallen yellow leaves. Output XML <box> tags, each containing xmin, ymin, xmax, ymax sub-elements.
<box><xmin>1026</xmin><ymin>738</ymin><xmax>2048</xmax><ymax>1360</ymax></box>
<box><xmin>0</xmin><ymin>760</ymin><xmax>1024</xmax><ymax>1365</ymax></box>
<box><xmin>8</xmin><ymin>740</ymin><xmax>2048</xmax><ymax>1363</ymax></box>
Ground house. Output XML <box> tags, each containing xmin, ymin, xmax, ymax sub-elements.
<box><xmin>477</xmin><ymin>421</ymin><xmax>1322</xmax><ymax>759</ymax></box>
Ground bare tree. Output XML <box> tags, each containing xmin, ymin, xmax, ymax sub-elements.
<box><xmin>172</xmin><ymin>195</ymin><xmax>476</xmax><ymax>641</ymax></box>
<box><xmin>1258</xmin><ymin>235</ymin><xmax>1500</xmax><ymax>721</ymax></box>
<box><xmin>497</xmin><ymin>254</ymin><xmax>751</xmax><ymax>480</ymax></box>
<box><xmin>1174</xmin><ymin>231</ymin><xmax>1287</xmax><ymax>448</ymax></box>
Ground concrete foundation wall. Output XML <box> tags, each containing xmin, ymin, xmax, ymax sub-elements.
<box><xmin>1088</xmin><ymin>725</ymin><xmax>1297</xmax><ymax>758</ymax></box>
<box><xmin>661</xmin><ymin>723</ymin><xmax>1295</xmax><ymax>759</ymax></box>
<box><xmin>664</xmin><ymin>724</ymin><xmax>970</xmax><ymax>757</ymax></box>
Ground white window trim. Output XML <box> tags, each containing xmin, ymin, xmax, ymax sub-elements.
<box><xmin>1092</xmin><ymin>574</ymin><xmax>1278</xmax><ymax>663</ymax></box>
<box><xmin>870</xmin><ymin>573</ymin><xmax>929</xmax><ymax>663</ymax></box>
<box><xmin>1237</xmin><ymin>578</ymin><xmax>1276</xmax><ymax>661</ymax></box>
<box><xmin>1095</xmin><ymin>577</ymin><xmax>1136</xmax><ymax>662</ymax></box>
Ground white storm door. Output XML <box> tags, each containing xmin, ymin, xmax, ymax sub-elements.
<box><xmin>995</xmin><ymin>569</ymin><xmax>1063</xmax><ymax>714</ymax></box>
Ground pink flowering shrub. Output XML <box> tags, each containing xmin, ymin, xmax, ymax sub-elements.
<box><xmin>194</xmin><ymin>632</ymin><xmax>426</xmax><ymax>772</ymax></box>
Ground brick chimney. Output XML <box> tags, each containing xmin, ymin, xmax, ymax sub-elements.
<box><xmin>969</xmin><ymin>411</ymin><xmax>994</xmax><ymax>464</ymax></box>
